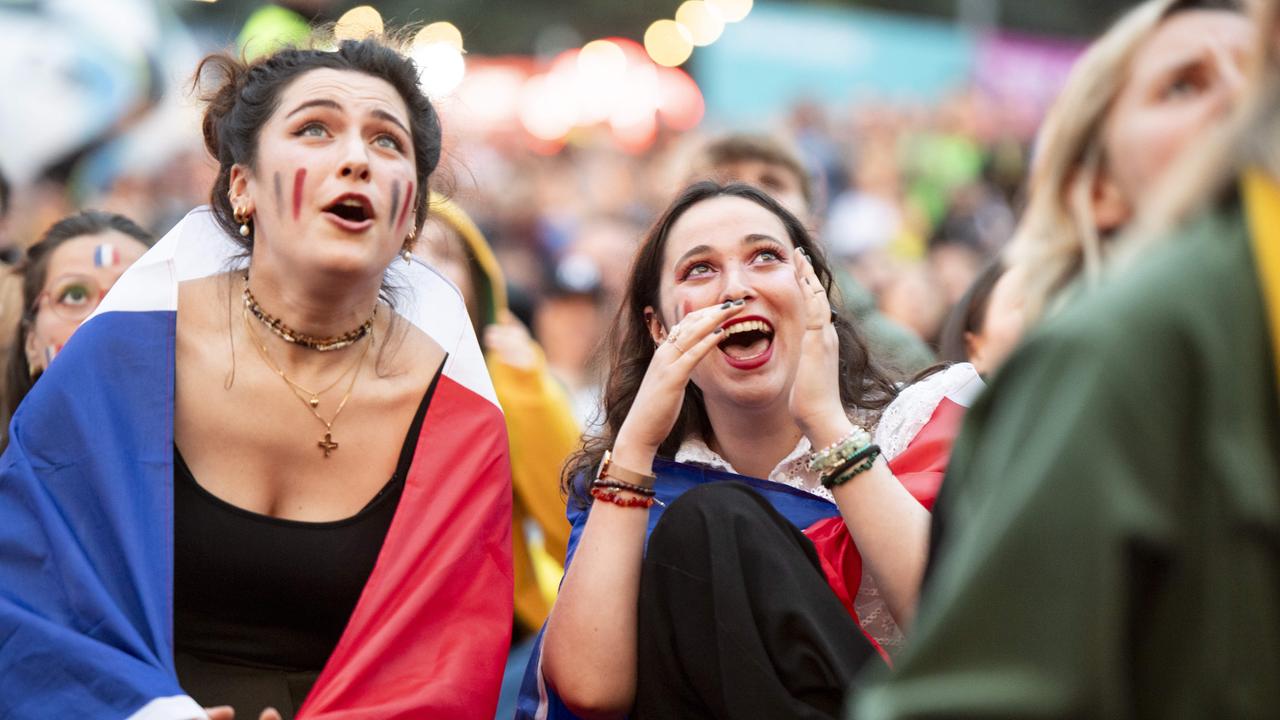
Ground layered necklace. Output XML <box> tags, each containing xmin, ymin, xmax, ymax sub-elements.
<box><xmin>241</xmin><ymin>276</ymin><xmax>376</xmax><ymax>457</ymax></box>
<box><xmin>243</xmin><ymin>275</ymin><xmax>375</xmax><ymax>352</ymax></box>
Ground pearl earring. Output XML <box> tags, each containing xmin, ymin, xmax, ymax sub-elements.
<box><xmin>235</xmin><ymin>207</ymin><xmax>251</xmax><ymax>238</ymax></box>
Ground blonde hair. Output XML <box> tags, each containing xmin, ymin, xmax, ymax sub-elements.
<box><xmin>1121</xmin><ymin>0</ymin><xmax>1280</xmax><ymax>250</ymax></box>
<box><xmin>1007</xmin><ymin>0</ymin><xmax>1240</xmax><ymax>324</ymax></box>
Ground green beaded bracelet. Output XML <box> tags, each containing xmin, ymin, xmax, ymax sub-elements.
<box><xmin>820</xmin><ymin>444</ymin><xmax>882</xmax><ymax>489</ymax></box>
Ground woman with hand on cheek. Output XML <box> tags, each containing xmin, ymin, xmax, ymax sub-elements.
<box><xmin>520</xmin><ymin>182</ymin><xmax>982</xmax><ymax>720</ymax></box>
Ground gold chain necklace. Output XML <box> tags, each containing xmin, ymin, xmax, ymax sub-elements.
<box><xmin>242</xmin><ymin>306</ymin><xmax>373</xmax><ymax>457</ymax></box>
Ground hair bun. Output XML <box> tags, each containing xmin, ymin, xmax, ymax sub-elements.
<box><xmin>194</xmin><ymin>54</ymin><xmax>249</xmax><ymax>163</ymax></box>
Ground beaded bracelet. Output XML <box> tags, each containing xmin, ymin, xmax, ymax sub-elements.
<box><xmin>820</xmin><ymin>444</ymin><xmax>882</xmax><ymax>489</ymax></box>
<box><xmin>808</xmin><ymin>426</ymin><xmax>872</xmax><ymax>474</ymax></box>
<box><xmin>592</xmin><ymin>478</ymin><xmax>656</xmax><ymax>497</ymax></box>
<box><xmin>591</xmin><ymin>486</ymin><xmax>658</xmax><ymax>509</ymax></box>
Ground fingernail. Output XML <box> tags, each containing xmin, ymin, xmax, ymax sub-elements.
<box><xmin>733</xmin><ymin>299</ymin><xmax>746</xmax><ymax>306</ymax></box>
<box><xmin>720</xmin><ymin>301</ymin><xmax>732</xmax><ymax>309</ymax></box>
<box><xmin>714</xmin><ymin>327</ymin><xmax>723</xmax><ymax>334</ymax></box>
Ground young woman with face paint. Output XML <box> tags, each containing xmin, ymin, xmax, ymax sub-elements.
<box><xmin>523</xmin><ymin>183</ymin><xmax>983</xmax><ymax>720</ymax></box>
<box><xmin>1</xmin><ymin>210</ymin><xmax>150</xmax><ymax>445</ymax></box>
<box><xmin>0</xmin><ymin>39</ymin><xmax>512</xmax><ymax>720</ymax></box>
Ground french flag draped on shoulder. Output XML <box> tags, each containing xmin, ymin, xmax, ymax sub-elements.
<box><xmin>0</xmin><ymin>207</ymin><xmax>513</xmax><ymax>719</ymax></box>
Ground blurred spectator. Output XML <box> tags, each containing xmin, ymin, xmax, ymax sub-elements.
<box><xmin>937</xmin><ymin>259</ymin><xmax>1022</xmax><ymax>377</ymax></box>
<box><xmin>3</xmin><ymin>210</ymin><xmax>151</xmax><ymax>447</ymax></box>
<box><xmin>415</xmin><ymin>192</ymin><xmax>578</xmax><ymax>629</ymax></box>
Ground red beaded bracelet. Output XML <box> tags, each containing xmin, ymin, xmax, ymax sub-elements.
<box><xmin>591</xmin><ymin>486</ymin><xmax>656</xmax><ymax>509</ymax></box>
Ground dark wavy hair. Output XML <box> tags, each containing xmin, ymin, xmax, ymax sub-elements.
<box><xmin>563</xmin><ymin>181</ymin><xmax>900</xmax><ymax>507</ymax></box>
<box><xmin>3</xmin><ymin>210</ymin><xmax>153</xmax><ymax>446</ymax></box>
<box><xmin>195</xmin><ymin>37</ymin><xmax>442</xmax><ymax>248</ymax></box>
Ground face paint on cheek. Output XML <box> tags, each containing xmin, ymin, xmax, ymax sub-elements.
<box><xmin>273</xmin><ymin>172</ymin><xmax>284</xmax><ymax>219</ymax></box>
<box><xmin>389</xmin><ymin>180</ymin><xmax>400</xmax><ymax>230</ymax></box>
<box><xmin>397</xmin><ymin>181</ymin><xmax>414</xmax><ymax>231</ymax></box>
<box><xmin>93</xmin><ymin>244</ymin><xmax>119</xmax><ymax>268</ymax></box>
<box><xmin>292</xmin><ymin>168</ymin><xmax>306</xmax><ymax>220</ymax></box>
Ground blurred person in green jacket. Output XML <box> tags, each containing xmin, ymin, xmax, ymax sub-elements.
<box><xmin>849</xmin><ymin>0</ymin><xmax>1278</xmax><ymax>717</ymax></box>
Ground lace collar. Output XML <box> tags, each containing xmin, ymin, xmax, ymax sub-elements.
<box><xmin>671</xmin><ymin>363</ymin><xmax>983</xmax><ymax>503</ymax></box>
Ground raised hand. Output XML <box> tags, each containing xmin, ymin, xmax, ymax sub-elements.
<box><xmin>789</xmin><ymin>249</ymin><xmax>853</xmax><ymax>447</ymax></box>
<box><xmin>613</xmin><ymin>300</ymin><xmax>746</xmax><ymax>464</ymax></box>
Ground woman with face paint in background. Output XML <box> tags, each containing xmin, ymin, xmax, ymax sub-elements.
<box><xmin>0</xmin><ymin>38</ymin><xmax>512</xmax><ymax>720</ymax></box>
<box><xmin>1</xmin><ymin>210</ymin><xmax>150</xmax><ymax>448</ymax></box>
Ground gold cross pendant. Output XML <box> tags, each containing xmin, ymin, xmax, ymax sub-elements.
<box><xmin>318</xmin><ymin>432</ymin><xmax>339</xmax><ymax>457</ymax></box>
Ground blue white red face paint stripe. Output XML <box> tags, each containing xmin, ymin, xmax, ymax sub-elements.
<box><xmin>292</xmin><ymin>168</ymin><xmax>307</xmax><ymax>220</ymax></box>
<box><xmin>398</xmin><ymin>181</ymin><xmax>414</xmax><ymax>231</ymax></box>
<box><xmin>93</xmin><ymin>244</ymin><xmax>119</xmax><ymax>268</ymax></box>
<box><xmin>389</xmin><ymin>180</ymin><xmax>400</xmax><ymax>230</ymax></box>
<box><xmin>274</xmin><ymin>171</ymin><xmax>284</xmax><ymax>219</ymax></box>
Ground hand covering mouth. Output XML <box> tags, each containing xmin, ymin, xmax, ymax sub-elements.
<box><xmin>718</xmin><ymin>317</ymin><xmax>774</xmax><ymax>360</ymax></box>
<box><xmin>323</xmin><ymin>194</ymin><xmax>374</xmax><ymax>223</ymax></box>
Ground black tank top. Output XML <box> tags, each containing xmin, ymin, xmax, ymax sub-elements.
<box><xmin>172</xmin><ymin>365</ymin><xmax>441</xmax><ymax>717</ymax></box>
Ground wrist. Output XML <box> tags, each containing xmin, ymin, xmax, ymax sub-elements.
<box><xmin>800</xmin><ymin>412</ymin><xmax>856</xmax><ymax>450</ymax></box>
<box><xmin>608</xmin><ymin>432</ymin><xmax>658</xmax><ymax>479</ymax></box>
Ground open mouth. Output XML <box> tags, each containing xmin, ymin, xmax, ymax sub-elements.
<box><xmin>322</xmin><ymin>194</ymin><xmax>375</xmax><ymax>225</ymax></box>
<box><xmin>717</xmin><ymin>316</ymin><xmax>774</xmax><ymax>365</ymax></box>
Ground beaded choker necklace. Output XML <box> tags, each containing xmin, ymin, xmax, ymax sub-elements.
<box><xmin>242</xmin><ymin>275</ymin><xmax>376</xmax><ymax>352</ymax></box>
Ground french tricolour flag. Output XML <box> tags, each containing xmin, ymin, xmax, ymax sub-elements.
<box><xmin>0</xmin><ymin>207</ymin><xmax>513</xmax><ymax>719</ymax></box>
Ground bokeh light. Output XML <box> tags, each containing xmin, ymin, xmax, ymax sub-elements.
<box><xmin>707</xmin><ymin>0</ymin><xmax>753</xmax><ymax>23</ymax></box>
<box><xmin>644</xmin><ymin>19</ymin><xmax>693</xmax><ymax>67</ymax></box>
<box><xmin>415</xmin><ymin>22</ymin><xmax>464</xmax><ymax>53</ymax></box>
<box><xmin>675</xmin><ymin>1</ymin><xmax>725</xmax><ymax>47</ymax></box>
<box><xmin>334</xmin><ymin>6</ymin><xmax>383</xmax><ymax>41</ymax></box>
<box><xmin>577</xmin><ymin>40</ymin><xmax>627</xmax><ymax>81</ymax></box>
<box><xmin>414</xmin><ymin>42</ymin><xmax>466</xmax><ymax>99</ymax></box>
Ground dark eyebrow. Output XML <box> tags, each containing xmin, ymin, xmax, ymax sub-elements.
<box><xmin>285</xmin><ymin>99</ymin><xmax>341</xmax><ymax>118</ymax></box>
<box><xmin>674</xmin><ymin>234</ymin><xmax>785</xmax><ymax>269</ymax></box>
<box><xmin>674</xmin><ymin>244</ymin><xmax>713</xmax><ymax>269</ymax></box>
<box><xmin>286</xmin><ymin>100</ymin><xmax>411</xmax><ymax>138</ymax></box>
<box><xmin>371</xmin><ymin>109</ymin><xmax>411</xmax><ymax>137</ymax></box>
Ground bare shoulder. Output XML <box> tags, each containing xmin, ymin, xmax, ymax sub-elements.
<box><xmin>375</xmin><ymin>307</ymin><xmax>447</xmax><ymax>390</ymax></box>
<box><xmin>176</xmin><ymin>273</ymin><xmax>236</xmax><ymax>336</ymax></box>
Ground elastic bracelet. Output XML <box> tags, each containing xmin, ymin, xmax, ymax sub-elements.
<box><xmin>592</xmin><ymin>478</ymin><xmax>656</xmax><ymax>497</ymax></box>
<box><xmin>820</xmin><ymin>444</ymin><xmax>882</xmax><ymax>489</ymax></box>
<box><xmin>590</xmin><ymin>486</ymin><xmax>661</xmax><ymax>509</ymax></box>
<box><xmin>808</xmin><ymin>426</ymin><xmax>872</xmax><ymax>474</ymax></box>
